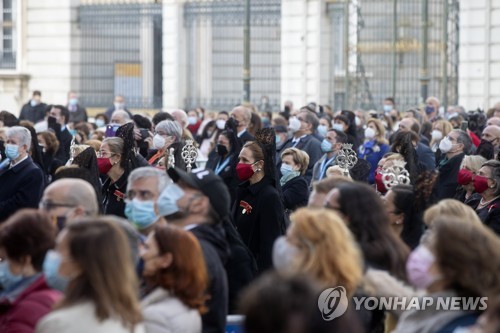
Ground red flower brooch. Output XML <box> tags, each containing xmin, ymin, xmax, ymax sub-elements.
<box><xmin>488</xmin><ymin>204</ymin><xmax>497</xmax><ymax>213</ymax></box>
<box><xmin>114</xmin><ymin>190</ymin><xmax>125</xmax><ymax>202</ymax></box>
<box><xmin>239</xmin><ymin>200</ymin><xmax>253</xmax><ymax>215</ymax></box>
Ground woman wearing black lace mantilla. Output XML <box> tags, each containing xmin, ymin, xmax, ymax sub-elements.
<box><xmin>232</xmin><ymin>127</ymin><xmax>285</xmax><ymax>273</ymax></box>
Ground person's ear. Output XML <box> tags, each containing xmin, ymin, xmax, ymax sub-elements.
<box><xmin>189</xmin><ymin>195</ymin><xmax>209</xmax><ymax>215</ymax></box>
<box><xmin>158</xmin><ymin>252</ymin><xmax>173</xmax><ymax>269</ymax></box>
<box><xmin>254</xmin><ymin>160</ymin><xmax>264</xmax><ymax>172</ymax></box>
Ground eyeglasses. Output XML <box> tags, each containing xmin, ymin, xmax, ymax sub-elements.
<box><xmin>39</xmin><ymin>201</ymin><xmax>76</xmax><ymax>211</ymax></box>
<box><xmin>97</xmin><ymin>151</ymin><xmax>115</xmax><ymax>158</ymax></box>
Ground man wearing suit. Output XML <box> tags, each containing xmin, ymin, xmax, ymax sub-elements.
<box><xmin>277</xmin><ymin>110</ymin><xmax>322</xmax><ymax>184</ymax></box>
<box><xmin>0</xmin><ymin>126</ymin><xmax>44</xmax><ymax>222</ymax></box>
<box><xmin>311</xmin><ymin>129</ymin><xmax>348</xmax><ymax>183</ymax></box>
<box><xmin>230</xmin><ymin>105</ymin><xmax>255</xmax><ymax>145</ymax></box>
<box><xmin>50</xmin><ymin>105</ymin><xmax>73</xmax><ymax>164</ymax></box>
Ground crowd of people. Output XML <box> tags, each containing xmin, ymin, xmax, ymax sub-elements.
<box><xmin>0</xmin><ymin>91</ymin><xmax>500</xmax><ymax>333</ymax></box>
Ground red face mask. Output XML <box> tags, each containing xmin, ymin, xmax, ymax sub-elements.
<box><xmin>375</xmin><ymin>168</ymin><xmax>387</xmax><ymax>194</ymax></box>
<box><xmin>473</xmin><ymin>175</ymin><xmax>490</xmax><ymax>194</ymax></box>
<box><xmin>97</xmin><ymin>157</ymin><xmax>113</xmax><ymax>174</ymax></box>
<box><xmin>236</xmin><ymin>162</ymin><xmax>256</xmax><ymax>181</ymax></box>
<box><xmin>457</xmin><ymin>169</ymin><xmax>473</xmax><ymax>186</ymax></box>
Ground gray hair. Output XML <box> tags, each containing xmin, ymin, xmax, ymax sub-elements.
<box><xmin>453</xmin><ymin>129</ymin><xmax>473</xmax><ymax>155</ymax></box>
<box><xmin>111</xmin><ymin>110</ymin><xmax>131</xmax><ymax>123</ymax></box>
<box><xmin>155</xmin><ymin>120</ymin><xmax>183</xmax><ymax>142</ymax></box>
<box><xmin>127</xmin><ymin>166</ymin><xmax>170</xmax><ymax>194</ymax></box>
<box><xmin>7</xmin><ymin>126</ymin><xmax>31</xmax><ymax>150</ymax></box>
<box><xmin>482</xmin><ymin>160</ymin><xmax>500</xmax><ymax>197</ymax></box>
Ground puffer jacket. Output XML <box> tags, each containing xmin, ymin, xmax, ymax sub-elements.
<box><xmin>141</xmin><ymin>288</ymin><xmax>201</xmax><ymax>333</ymax></box>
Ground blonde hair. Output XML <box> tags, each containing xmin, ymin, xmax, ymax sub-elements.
<box><xmin>460</xmin><ymin>155</ymin><xmax>487</xmax><ymax>173</ymax></box>
<box><xmin>423</xmin><ymin>199</ymin><xmax>483</xmax><ymax>228</ymax></box>
<box><xmin>430</xmin><ymin>120</ymin><xmax>453</xmax><ymax>147</ymax></box>
<box><xmin>281</xmin><ymin>148</ymin><xmax>310</xmax><ymax>175</ymax></box>
<box><xmin>288</xmin><ymin>208</ymin><xmax>363</xmax><ymax>296</ymax></box>
<box><xmin>326</xmin><ymin>165</ymin><xmax>352</xmax><ymax>179</ymax></box>
<box><xmin>366</xmin><ymin>118</ymin><xmax>388</xmax><ymax>145</ymax></box>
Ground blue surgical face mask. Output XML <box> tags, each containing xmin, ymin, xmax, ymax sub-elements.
<box><xmin>125</xmin><ymin>199</ymin><xmax>158</xmax><ymax>230</ymax></box>
<box><xmin>0</xmin><ymin>260</ymin><xmax>24</xmax><ymax>291</ymax></box>
<box><xmin>43</xmin><ymin>250</ymin><xmax>69</xmax><ymax>292</ymax></box>
<box><xmin>425</xmin><ymin>105</ymin><xmax>435</xmax><ymax>115</ymax></box>
<box><xmin>68</xmin><ymin>129</ymin><xmax>77</xmax><ymax>136</ymax></box>
<box><xmin>275</xmin><ymin>135</ymin><xmax>282</xmax><ymax>144</ymax></box>
<box><xmin>280</xmin><ymin>163</ymin><xmax>295</xmax><ymax>177</ymax></box>
<box><xmin>157</xmin><ymin>183</ymin><xmax>185</xmax><ymax>217</ymax></box>
<box><xmin>318</xmin><ymin>125</ymin><xmax>328</xmax><ymax>137</ymax></box>
<box><xmin>30</xmin><ymin>99</ymin><xmax>39</xmax><ymax>107</ymax></box>
<box><xmin>332</xmin><ymin>123</ymin><xmax>344</xmax><ymax>132</ymax></box>
<box><xmin>69</xmin><ymin>98</ymin><xmax>78</xmax><ymax>106</ymax></box>
<box><xmin>5</xmin><ymin>144</ymin><xmax>20</xmax><ymax>160</ymax></box>
<box><xmin>383</xmin><ymin>104</ymin><xmax>393</xmax><ymax>113</ymax></box>
<box><xmin>95</xmin><ymin>119</ymin><xmax>105</xmax><ymax>128</ymax></box>
<box><xmin>321</xmin><ymin>139</ymin><xmax>333</xmax><ymax>153</ymax></box>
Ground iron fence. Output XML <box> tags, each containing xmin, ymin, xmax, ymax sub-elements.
<box><xmin>328</xmin><ymin>0</ymin><xmax>459</xmax><ymax>113</ymax></box>
<box><xmin>183</xmin><ymin>0</ymin><xmax>281</xmax><ymax>112</ymax></box>
<box><xmin>78</xmin><ymin>2</ymin><xmax>163</xmax><ymax>109</ymax></box>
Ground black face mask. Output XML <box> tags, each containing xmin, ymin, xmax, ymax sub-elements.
<box><xmin>216</xmin><ymin>144</ymin><xmax>228</xmax><ymax>156</ymax></box>
<box><xmin>0</xmin><ymin>140</ymin><xmax>5</xmax><ymax>158</ymax></box>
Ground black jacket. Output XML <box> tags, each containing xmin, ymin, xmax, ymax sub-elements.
<box><xmin>190</xmin><ymin>224</ymin><xmax>230</xmax><ymax>333</ymax></box>
<box><xmin>67</xmin><ymin>104</ymin><xmax>88</xmax><ymax>123</ymax></box>
<box><xmin>101</xmin><ymin>172</ymin><xmax>128</xmax><ymax>218</ymax></box>
<box><xmin>55</xmin><ymin>127</ymin><xmax>73</xmax><ymax>164</ymax></box>
<box><xmin>473</xmin><ymin>197</ymin><xmax>500</xmax><ymax>236</ymax></box>
<box><xmin>19</xmin><ymin>101</ymin><xmax>47</xmax><ymax>124</ymax></box>
<box><xmin>238</xmin><ymin>130</ymin><xmax>255</xmax><ymax>146</ymax></box>
<box><xmin>436</xmin><ymin>153</ymin><xmax>465</xmax><ymax>200</ymax></box>
<box><xmin>232</xmin><ymin>176</ymin><xmax>285</xmax><ymax>273</ymax></box>
<box><xmin>0</xmin><ymin>156</ymin><xmax>44</xmax><ymax>222</ymax></box>
<box><xmin>282</xmin><ymin>176</ymin><xmax>309</xmax><ymax>211</ymax></box>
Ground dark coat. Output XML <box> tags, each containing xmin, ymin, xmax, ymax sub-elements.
<box><xmin>473</xmin><ymin>197</ymin><xmax>500</xmax><ymax>236</ymax></box>
<box><xmin>358</xmin><ymin>141</ymin><xmax>390</xmax><ymax>184</ymax></box>
<box><xmin>311</xmin><ymin>153</ymin><xmax>337</xmax><ymax>183</ymax></box>
<box><xmin>0</xmin><ymin>156</ymin><xmax>44</xmax><ymax>222</ymax></box>
<box><xmin>206</xmin><ymin>154</ymin><xmax>239</xmax><ymax>203</ymax></box>
<box><xmin>19</xmin><ymin>101</ymin><xmax>47</xmax><ymax>124</ymax></box>
<box><xmin>54</xmin><ymin>127</ymin><xmax>73</xmax><ymax>164</ymax></box>
<box><xmin>101</xmin><ymin>172</ymin><xmax>128</xmax><ymax>218</ymax></box>
<box><xmin>238</xmin><ymin>130</ymin><xmax>255</xmax><ymax>146</ymax></box>
<box><xmin>0</xmin><ymin>275</ymin><xmax>62</xmax><ymax>333</ymax></box>
<box><xmin>436</xmin><ymin>153</ymin><xmax>465</xmax><ymax>200</ymax></box>
<box><xmin>67</xmin><ymin>104</ymin><xmax>88</xmax><ymax>123</ymax></box>
<box><xmin>232</xmin><ymin>176</ymin><xmax>285</xmax><ymax>273</ymax></box>
<box><xmin>282</xmin><ymin>176</ymin><xmax>309</xmax><ymax>211</ymax></box>
<box><xmin>190</xmin><ymin>224</ymin><xmax>230</xmax><ymax>333</ymax></box>
<box><xmin>416</xmin><ymin>142</ymin><xmax>436</xmax><ymax>171</ymax></box>
<box><xmin>278</xmin><ymin>134</ymin><xmax>322</xmax><ymax>184</ymax></box>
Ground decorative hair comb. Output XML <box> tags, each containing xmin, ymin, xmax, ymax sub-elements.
<box><xmin>336</xmin><ymin>143</ymin><xmax>358</xmax><ymax>176</ymax></box>
<box><xmin>381</xmin><ymin>159</ymin><xmax>411</xmax><ymax>190</ymax></box>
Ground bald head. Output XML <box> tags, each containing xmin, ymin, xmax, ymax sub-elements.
<box><xmin>41</xmin><ymin>178</ymin><xmax>99</xmax><ymax>221</ymax></box>
<box><xmin>230</xmin><ymin>105</ymin><xmax>252</xmax><ymax>132</ymax></box>
<box><xmin>170</xmin><ymin>109</ymin><xmax>188</xmax><ymax>128</ymax></box>
<box><xmin>482</xmin><ymin>125</ymin><xmax>500</xmax><ymax>146</ymax></box>
<box><xmin>487</xmin><ymin>117</ymin><xmax>500</xmax><ymax>127</ymax></box>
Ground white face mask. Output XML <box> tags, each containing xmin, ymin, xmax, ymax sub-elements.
<box><xmin>439</xmin><ymin>136</ymin><xmax>454</xmax><ymax>153</ymax></box>
<box><xmin>364</xmin><ymin>127</ymin><xmax>376</xmax><ymax>139</ymax></box>
<box><xmin>153</xmin><ymin>134</ymin><xmax>166</xmax><ymax>150</ymax></box>
<box><xmin>355</xmin><ymin>116</ymin><xmax>361</xmax><ymax>127</ymax></box>
<box><xmin>272</xmin><ymin>236</ymin><xmax>300</xmax><ymax>273</ymax></box>
<box><xmin>188</xmin><ymin>116</ymin><xmax>198</xmax><ymax>125</ymax></box>
<box><xmin>288</xmin><ymin>117</ymin><xmax>301</xmax><ymax>133</ymax></box>
<box><xmin>216</xmin><ymin>119</ymin><xmax>226</xmax><ymax>130</ymax></box>
<box><xmin>431</xmin><ymin>129</ymin><xmax>443</xmax><ymax>141</ymax></box>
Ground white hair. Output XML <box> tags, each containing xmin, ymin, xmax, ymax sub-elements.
<box><xmin>169</xmin><ymin>109</ymin><xmax>188</xmax><ymax>128</ymax></box>
<box><xmin>7</xmin><ymin>126</ymin><xmax>31</xmax><ymax>150</ymax></box>
<box><xmin>127</xmin><ymin>167</ymin><xmax>170</xmax><ymax>194</ymax></box>
<box><xmin>111</xmin><ymin>110</ymin><xmax>131</xmax><ymax>123</ymax></box>
<box><xmin>155</xmin><ymin>120</ymin><xmax>183</xmax><ymax>143</ymax></box>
